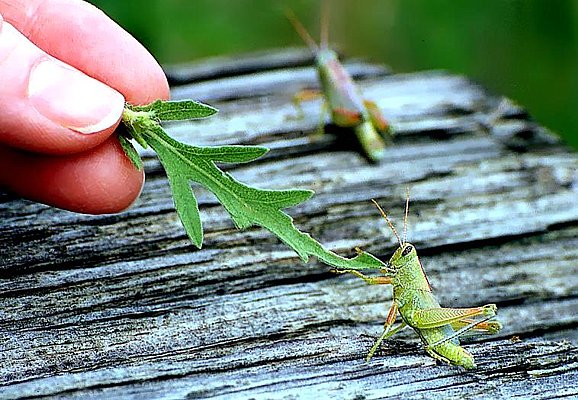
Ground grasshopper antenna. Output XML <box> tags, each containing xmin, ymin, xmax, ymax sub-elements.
<box><xmin>403</xmin><ymin>187</ymin><xmax>410</xmax><ymax>245</ymax></box>
<box><xmin>285</xmin><ymin>7</ymin><xmax>319</xmax><ymax>52</ymax></box>
<box><xmin>371</xmin><ymin>199</ymin><xmax>402</xmax><ymax>247</ymax></box>
<box><xmin>320</xmin><ymin>0</ymin><xmax>329</xmax><ymax>50</ymax></box>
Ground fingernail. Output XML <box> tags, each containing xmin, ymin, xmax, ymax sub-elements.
<box><xmin>28</xmin><ymin>59</ymin><xmax>125</xmax><ymax>134</ymax></box>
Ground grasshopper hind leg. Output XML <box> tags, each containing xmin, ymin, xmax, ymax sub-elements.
<box><xmin>363</xmin><ymin>99</ymin><xmax>394</xmax><ymax>142</ymax></box>
<box><xmin>451</xmin><ymin>318</ymin><xmax>502</xmax><ymax>335</ymax></box>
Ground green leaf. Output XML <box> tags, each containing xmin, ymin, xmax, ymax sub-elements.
<box><xmin>166</xmin><ymin>170</ymin><xmax>203</xmax><ymax>247</ymax></box>
<box><xmin>121</xmin><ymin>100</ymin><xmax>386</xmax><ymax>271</ymax></box>
<box><xmin>118</xmin><ymin>133</ymin><xmax>143</xmax><ymax>171</ymax></box>
<box><xmin>183</xmin><ymin>145</ymin><xmax>269</xmax><ymax>164</ymax></box>
<box><xmin>128</xmin><ymin>99</ymin><xmax>217</xmax><ymax>121</ymax></box>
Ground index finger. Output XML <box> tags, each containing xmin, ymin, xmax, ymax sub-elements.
<box><xmin>0</xmin><ymin>0</ymin><xmax>169</xmax><ymax>105</ymax></box>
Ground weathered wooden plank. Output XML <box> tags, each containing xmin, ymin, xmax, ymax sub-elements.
<box><xmin>163</xmin><ymin>47</ymin><xmax>316</xmax><ymax>84</ymax></box>
<box><xmin>169</xmin><ymin>60</ymin><xmax>389</xmax><ymax>103</ymax></box>
<box><xmin>1</xmin><ymin>48</ymin><xmax>577</xmax><ymax>399</ymax></box>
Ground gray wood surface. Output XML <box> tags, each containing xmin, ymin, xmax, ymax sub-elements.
<box><xmin>1</xmin><ymin>49</ymin><xmax>577</xmax><ymax>400</ymax></box>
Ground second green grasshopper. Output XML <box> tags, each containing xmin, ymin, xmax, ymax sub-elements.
<box><xmin>286</xmin><ymin>7</ymin><xmax>393</xmax><ymax>162</ymax></box>
<box><xmin>332</xmin><ymin>193</ymin><xmax>502</xmax><ymax>369</ymax></box>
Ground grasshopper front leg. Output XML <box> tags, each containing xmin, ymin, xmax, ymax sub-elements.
<box><xmin>291</xmin><ymin>91</ymin><xmax>334</xmax><ymax>139</ymax></box>
<box><xmin>331</xmin><ymin>268</ymin><xmax>404</xmax><ymax>361</ymax></box>
<box><xmin>291</xmin><ymin>89</ymin><xmax>322</xmax><ymax>120</ymax></box>
<box><xmin>331</xmin><ymin>268</ymin><xmax>392</xmax><ymax>285</ymax></box>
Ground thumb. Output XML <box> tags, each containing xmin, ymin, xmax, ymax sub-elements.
<box><xmin>0</xmin><ymin>13</ymin><xmax>125</xmax><ymax>155</ymax></box>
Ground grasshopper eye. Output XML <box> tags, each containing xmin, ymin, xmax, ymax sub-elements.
<box><xmin>401</xmin><ymin>245</ymin><xmax>413</xmax><ymax>257</ymax></box>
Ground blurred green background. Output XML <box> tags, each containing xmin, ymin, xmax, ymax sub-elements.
<box><xmin>88</xmin><ymin>0</ymin><xmax>577</xmax><ymax>149</ymax></box>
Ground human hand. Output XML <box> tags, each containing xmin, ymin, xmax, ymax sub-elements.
<box><xmin>0</xmin><ymin>0</ymin><xmax>169</xmax><ymax>214</ymax></box>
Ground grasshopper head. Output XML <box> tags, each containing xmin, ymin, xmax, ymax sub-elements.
<box><xmin>387</xmin><ymin>243</ymin><xmax>417</xmax><ymax>273</ymax></box>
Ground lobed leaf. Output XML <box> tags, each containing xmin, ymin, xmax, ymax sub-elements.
<box><xmin>120</xmin><ymin>100</ymin><xmax>387</xmax><ymax>271</ymax></box>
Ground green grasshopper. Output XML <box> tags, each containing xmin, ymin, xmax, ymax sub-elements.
<box><xmin>286</xmin><ymin>5</ymin><xmax>393</xmax><ymax>162</ymax></box>
<box><xmin>332</xmin><ymin>193</ymin><xmax>502</xmax><ymax>369</ymax></box>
